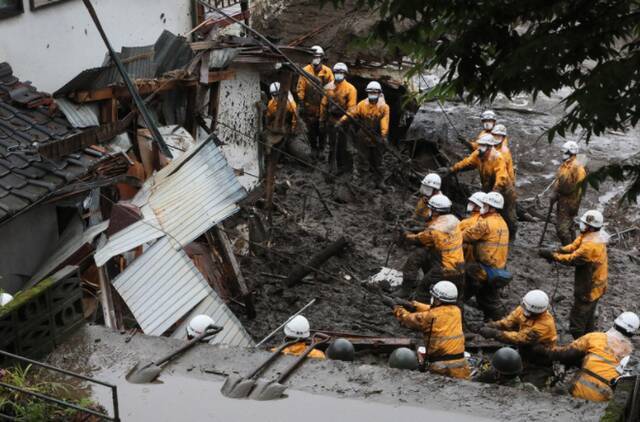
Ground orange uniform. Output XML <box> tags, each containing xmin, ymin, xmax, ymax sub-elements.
<box><xmin>340</xmin><ymin>98</ymin><xmax>390</xmax><ymax>140</ymax></box>
<box><xmin>452</xmin><ymin>148</ymin><xmax>513</xmax><ymax>193</ymax></box>
<box><xmin>407</xmin><ymin>214</ymin><xmax>464</xmax><ymax>274</ymax></box>
<box><xmin>394</xmin><ymin>301</ymin><xmax>470</xmax><ymax>379</ymax></box>
<box><xmin>462</xmin><ymin>212</ymin><xmax>509</xmax><ymax>272</ymax></box>
<box><xmin>489</xmin><ymin>306</ymin><xmax>558</xmax><ymax>347</ymax></box>
<box><xmin>320</xmin><ymin>80</ymin><xmax>357</xmax><ymax>123</ymax></box>
<box><xmin>275</xmin><ymin>342</ymin><xmax>326</xmax><ymax>359</ymax></box>
<box><xmin>266</xmin><ymin>97</ymin><xmax>297</xmax><ymax>132</ymax></box>
<box><xmin>296</xmin><ymin>64</ymin><xmax>334</xmax><ymax>117</ymax></box>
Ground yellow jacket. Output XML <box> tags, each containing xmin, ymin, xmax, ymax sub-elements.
<box><xmin>553</xmin><ymin>231</ymin><xmax>608</xmax><ymax>302</ymax></box>
<box><xmin>458</xmin><ymin>212</ymin><xmax>481</xmax><ymax>262</ymax></box>
<box><xmin>551</xmin><ymin>329</ymin><xmax>632</xmax><ymax>402</ymax></box>
<box><xmin>266</xmin><ymin>98</ymin><xmax>297</xmax><ymax>131</ymax></box>
<box><xmin>340</xmin><ymin>98</ymin><xmax>390</xmax><ymax>139</ymax></box>
<box><xmin>462</xmin><ymin>212</ymin><xmax>509</xmax><ymax>269</ymax></box>
<box><xmin>489</xmin><ymin>305</ymin><xmax>558</xmax><ymax>347</ymax></box>
<box><xmin>274</xmin><ymin>341</ymin><xmax>326</xmax><ymax>359</ymax></box>
<box><xmin>414</xmin><ymin>196</ymin><xmax>430</xmax><ymax>219</ymax></box>
<box><xmin>497</xmin><ymin>142</ymin><xmax>515</xmax><ymax>181</ymax></box>
<box><xmin>320</xmin><ymin>80</ymin><xmax>357</xmax><ymax>123</ymax></box>
<box><xmin>554</xmin><ymin>156</ymin><xmax>586</xmax><ymax>207</ymax></box>
<box><xmin>296</xmin><ymin>64</ymin><xmax>334</xmax><ymax>116</ymax></box>
<box><xmin>407</xmin><ymin>214</ymin><xmax>464</xmax><ymax>273</ymax></box>
<box><xmin>394</xmin><ymin>302</ymin><xmax>470</xmax><ymax>379</ymax></box>
<box><xmin>451</xmin><ymin>148</ymin><xmax>513</xmax><ymax>192</ymax></box>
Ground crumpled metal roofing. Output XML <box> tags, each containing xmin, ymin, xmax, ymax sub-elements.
<box><xmin>55</xmin><ymin>98</ymin><xmax>99</xmax><ymax>128</ymax></box>
<box><xmin>112</xmin><ymin>237</ymin><xmax>211</xmax><ymax>336</ymax></box>
<box><xmin>94</xmin><ymin>137</ymin><xmax>245</xmax><ymax>266</ymax></box>
<box><xmin>171</xmin><ymin>292</ymin><xmax>254</xmax><ymax>347</ymax></box>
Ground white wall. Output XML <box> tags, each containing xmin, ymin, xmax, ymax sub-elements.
<box><xmin>0</xmin><ymin>0</ymin><xmax>193</xmax><ymax>92</ymax></box>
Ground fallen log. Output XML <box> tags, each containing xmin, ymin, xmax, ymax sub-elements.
<box><xmin>286</xmin><ymin>237</ymin><xmax>348</xmax><ymax>286</ymax></box>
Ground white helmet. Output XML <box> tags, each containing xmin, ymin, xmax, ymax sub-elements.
<box><xmin>522</xmin><ymin>290</ymin><xmax>549</xmax><ymax>315</ymax></box>
<box><xmin>430</xmin><ymin>281</ymin><xmax>458</xmax><ymax>303</ymax></box>
<box><xmin>269</xmin><ymin>82</ymin><xmax>280</xmax><ymax>95</ymax></box>
<box><xmin>468</xmin><ymin>191</ymin><xmax>487</xmax><ymax>208</ymax></box>
<box><xmin>366</xmin><ymin>81</ymin><xmax>382</xmax><ymax>92</ymax></box>
<box><xmin>421</xmin><ymin>173</ymin><xmax>441</xmax><ymax>190</ymax></box>
<box><xmin>562</xmin><ymin>141</ymin><xmax>579</xmax><ymax>155</ymax></box>
<box><xmin>614</xmin><ymin>311</ymin><xmax>640</xmax><ymax>336</ymax></box>
<box><xmin>578</xmin><ymin>210</ymin><xmax>604</xmax><ymax>229</ymax></box>
<box><xmin>333</xmin><ymin>62</ymin><xmax>348</xmax><ymax>73</ymax></box>
<box><xmin>428</xmin><ymin>194</ymin><xmax>452</xmax><ymax>212</ymax></box>
<box><xmin>482</xmin><ymin>191</ymin><xmax>504</xmax><ymax>210</ymax></box>
<box><xmin>491</xmin><ymin>124</ymin><xmax>507</xmax><ymax>137</ymax></box>
<box><xmin>0</xmin><ymin>293</ymin><xmax>13</xmax><ymax>306</ymax></box>
<box><xmin>477</xmin><ymin>133</ymin><xmax>499</xmax><ymax>146</ymax></box>
<box><xmin>186</xmin><ymin>314</ymin><xmax>216</xmax><ymax>339</ymax></box>
<box><xmin>311</xmin><ymin>45</ymin><xmax>324</xmax><ymax>56</ymax></box>
<box><xmin>481</xmin><ymin>110</ymin><xmax>497</xmax><ymax>121</ymax></box>
<box><xmin>284</xmin><ymin>315</ymin><xmax>310</xmax><ymax>339</ymax></box>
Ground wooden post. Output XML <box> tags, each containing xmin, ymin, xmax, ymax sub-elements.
<box><xmin>185</xmin><ymin>84</ymin><xmax>199</xmax><ymax>140</ymax></box>
<box><xmin>208</xmin><ymin>82</ymin><xmax>221</xmax><ymax>132</ymax></box>
<box><xmin>97</xmin><ymin>266</ymin><xmax>120</xmax><ymax>330</ymax></box>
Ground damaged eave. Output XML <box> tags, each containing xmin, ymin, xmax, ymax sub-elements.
<box><xmin>65</xmin><ymin>76</ymin><xmax>198</xmax><ymax>104</ymax></box>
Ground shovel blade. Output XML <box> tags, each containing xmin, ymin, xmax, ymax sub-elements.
<box><xmin>252</xmin><ymin>382</ymin><xmax>288</xmax><ymax>401</ymax></box>
<box><xmin>126</xmin><ymin>362</ymin><xmax>163</xmax><ymax>384</ymax></box>
<box><xmin>222</xmin><ymin>376</ymin><xmax>258</xmax><ymax>399</ymax></box>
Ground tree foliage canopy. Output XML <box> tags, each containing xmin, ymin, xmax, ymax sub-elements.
<box><xmin>327</xmin><ymin>0</ymin><xmax>640</xmax><ymax>200</ymax></box>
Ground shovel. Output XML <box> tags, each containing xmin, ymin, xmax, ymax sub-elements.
<box><xmin>249</xmin><ymin>333</ymin><xmax>330</xmax><ymax>401</ymax></box>
<box><xmin>127</xmin><ymin>325</ymin><xmax>222</xmax><ymax>384</ymax></box>
<box><xmin>220</xmin><ymin>339</ymin><xmax>300</xmax><ymax>398</ymax></box>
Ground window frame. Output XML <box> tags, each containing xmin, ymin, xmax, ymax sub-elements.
<box><xmin>29</xmin><ymin>0</ymin><xmax>73</xmax><ymax>11</ymax></box>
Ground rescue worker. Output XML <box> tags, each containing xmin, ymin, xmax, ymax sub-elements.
<box><xmin>296</xmin><ymin>46</ymin><xmax>334</xmax><ymax>159</ymax></box>
<box><xmin>479</xmin><ymin>290</ymin><xmax>558</xmax><ymax>387</ymax></box>
<box><xmin>319</xmin><ymin>62</ymin><xmax>357</xmax><ymax>175</ymax></box>
<box><xmin>551</xmin><ymin>141</ymin><xmax>587</xmax><ymax>245</ymax></box>
<box><xmin>414</xmin><ymin>173</ymin><xmax>442</xmax><ymax>220</ymax></box>
<box><xmin>539</xmin><ymin>210</ymin><xmax>608</xmax><ymax>339</ymax></box>
<box><xmin>462</xmin><ymin>192</ymin><xmax>510</xmax><ymax>321</ymax></box>
<box><xmin>265</xmin><ymin>82</ymin><xmax>297</xmax><ymax>134</ymax></box>
<box><xmin>337</xmin><ymin>81</ymin><xmax>390</xmax><ymax>189</ymax></box>
<box><xmin>458</xmin><ymin>192</ymin><xmax>486</xmax><ymax>263</ymax></box>
<box><xmin>544</xmin><ymin>311</ymin><xmax>639</xmax><ymax>402</ymax></box>
<box><xmin>491</xmin><ymin>124</ymin><xmax>515</xmax><ymax>180</ymax></box>
<box><xmin>401</xmin><ymin>194</ymin><xmax>465</xmax><ymax>303</ymax></box>
<box><xmin>474</xmin><ymin>347</ymin><xmax>540</xmax><ymax>392</ymax></box>
<box><xmin>275</xmin><ymin>315</ymin><xmax>326</xmax><ymax>359</ymax></box>
<box><xmin>448</xmin><ymin>133</ymin><xmax>517</xmax><ymax>240</ymax></box>
<box><xmin>388</xmin><ymin>281</ymin><xmax>471</xmax><ymax>379</ymax></box>
<box><xmin>468</xmin><ymin>110</ymin><xmax>497</xmax><ymax>151</ymax></box>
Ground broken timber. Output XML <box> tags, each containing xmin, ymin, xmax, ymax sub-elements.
<box><xmin>286</xmin><ymin>237</ymin><xmax>348</xmax><ymax>286</ymax></box>
<box><xmin>312</xmin><ymin>330</ymin><xmax>415</xmax><ymax>353</ymax></box>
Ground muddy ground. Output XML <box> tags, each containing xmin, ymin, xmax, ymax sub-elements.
<box><xmin>226</xmin><ymin>84</ymin><xmax>640</xmax><ymax>381</ymax></box>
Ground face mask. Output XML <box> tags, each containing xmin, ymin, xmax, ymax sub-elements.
<box><xmin>579</xmin><ymin>221</ymin><xmax>587</xmax><ymax>232</ymax></box>
<box><xmin>563</xmin><ymin>152</ymin><xmax>572</xmax><ymax>161</ymax></box>
<box><xmin>420</xmin><ymin>186</ymin><xmax>433</xmax><ymax>197</ymax></box>
<box><xmin>425</xmin><ymin>208</ymin><xmax>433</xmax><ymax>220</ymax></box>
<box><xmin>312</xmin><ymin>57</ymin><xmax>321</xmax><ymax>66</ymax></box>
<box><xmin>335</xmin><ymin>73</ymin><xmax>345</xmax><ymax>82</ymax></box>
<box><xmin>271</xmin><ymin>93</ymin><xmax>278</xmax><ymax>99</ymax></box>
<box><xmin>430</xmin><ymin>296</ymin><xmax>434</xmax><ymax>305</ymax></box>
<box><xmin>480</xmin><ymin>204</ymin><xmax>489</xmax><ymax>215</ymax></box>
<box><xmin>368</xmin><ymin>94</ymin><xmax>379</xmax><ymax>103</ymax></box>
<box><xmin>478</xmin><ymin>145</ymin><xmax>489</xmax><ymax>154</ymax></box>
<box><xmin>483</xmin><ymin>121</ymin><xmax>494</xmax><ymax>130</ymax></box>
<box><xmin>466</xmin><ymin>203</ymin><xmax>475</xmax><ymax>213</ymax></box>
<box><xmin>522</xmin><ymin>307</ymin><xmax>531</xmax><ymax>318</ymax></box>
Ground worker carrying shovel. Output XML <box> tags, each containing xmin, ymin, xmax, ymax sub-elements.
<box><xmin>383</xmin><ymin>281</ymin><xmax>471</xmax><ymax>379</ymax></box>
<box><xmin>538</xmin><ymin>210</ymin><xmax>608</xmax><ymax>339</ymax></box>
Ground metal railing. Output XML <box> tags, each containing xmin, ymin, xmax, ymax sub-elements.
<box><xmin>0</xmin><ymin>350</ymin><xmax>119</xmax><ymax>421</ymax></box>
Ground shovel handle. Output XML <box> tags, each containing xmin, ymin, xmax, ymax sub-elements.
<box><xmin>276</xmin><ymin>333</ymin><xmax>331</xmax><ymax>384</ymax></box>
<box><xmin>154</xmin><ymin>326</ymin><xmax>222</xmax><ymax>366</ymax></box>
<box><xmin>246</xmin><ymin>339</ymin><xmax>300</xmax><ymax>380</ymax></box>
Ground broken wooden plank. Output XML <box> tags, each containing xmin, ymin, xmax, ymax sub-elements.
<box><xmin>286</xmin><ymin>237</ymin><xmax>348</xmax><ymax>286</ymax></box>
<box><xmin>211</xmin><ymin>226</ymin><xmax>256</xmax><ymax>319</ymax></box>
<box><xmin>312</xmin><ymin>330</ymin><xmax>416</xmax><ymax>353</ymax></box>
<box><xmin>207</xmin><ymin>70</ymin><xmax>236</xmax><ymax>84</ymax></box>
<box><xmin>70</xmin><ymin>78</ymin><xmax>198</xmax><ymax>103</ymax></box>
<box><xmin>97</xmin><ymin>266</ymin><xmax>121</xmax><ymax>330</ymax></box>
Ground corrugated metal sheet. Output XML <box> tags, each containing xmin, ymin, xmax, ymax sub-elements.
<box><xmin>94</xmin><ymin>138</ymin><xmax>246</xmax><ymax>265</ymax></box>
<box><xmin>209</xmin><ymin>48</ymin><xmax>240</xmax><ymax>69</ymax></box>
<box><xmin>112</xmin><ymin>237</ymin><xmax>211</xmax><ymax>336</ymax></box>
<box><xmin>55</xmin><ymin>98</ymin><xmax>99</xmax><ymax>128</ymax></box>
<box><xmin>154</xmin><ymin>30</ymin><xmax>194</xmax><ymax>76</ymax></box>
<box><xmin>27</xmin><ymin>221</ymin><xmax>109</xmax><ymax>288</ymax></box>
<box><xmin>171</xmin><ymin>293</ymin><xmax>254</xmax><ymax>347</ymax></box>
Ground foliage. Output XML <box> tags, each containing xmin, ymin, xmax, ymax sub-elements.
<box><xmin>0</xmin><ymin>364</ymin><xmax>103</xmax><ymax>421</ymax></box>
<box><xmin>326</xmin><ymin>0</ymin><xmax>640</xmax><ymax>200</ymax></box>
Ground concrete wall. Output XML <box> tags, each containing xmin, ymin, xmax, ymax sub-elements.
<box><xmin>0</xmin><ymin>0</ymin><xmax>193</xmax><ymax>92</ymax></box>
<box><xmin>0</xmin><ymin>205</ymin><xmax>59</xmax><ymax>294</ymax></box>
<box><xmin>216</xmin><ymin>64</ymin><xmax>261</xmax><ymax>191</ymax></box>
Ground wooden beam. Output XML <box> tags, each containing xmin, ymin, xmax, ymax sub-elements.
<box><xmin>97</xmin><ymin>266</ymin><xmax>121</xmax><ymax>330</ymax></box>
<box><xmin>207</xmin><ymin>70</ymin><xmax>236</xmax><ymax>84</ymax></box>
<box><xmin>70</xmin><ymin>78</ymin><xmax>198</xmax><ymax>103</ymax></box>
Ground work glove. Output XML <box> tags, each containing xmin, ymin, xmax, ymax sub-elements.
<box><xmin>538</xmin><ymin>248</ymin><xmax>555</xmax><ymax>261</ymax></box>
<box><xmin>436</xmin><ymin>166</ymin><xmax>452</xmax><ymax>177</ymax></box>
<box><xmin>394</xmin><ymin>298</ymin><xmax>417</xmax><ymax>313</ymax></box>
<box><xmin>478</xmin><ymin>326</ymin><xmax>501</xmax><ymax>339</ymax></box>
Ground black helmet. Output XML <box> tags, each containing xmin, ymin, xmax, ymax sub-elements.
<box><xmin>491</xmin><ymin>347</ymin><xmax>523</xmax><ymax>376</ymax></box>
<box><xmin>326</xmin><ymin>338</ymin><xmax>356</xmax><ymax>361</ymax></box>
<box><xmin>388</xmin><ymin>347</ymin><xmax>418</xmax><ymax>370</ymax></box>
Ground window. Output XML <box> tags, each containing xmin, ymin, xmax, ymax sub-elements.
<box><xmin>30</xmin><ymin>0</ymin><xmax>72</xmax><ymax>11</ymax></box>
<box><xmin>0</xmin><ymin>0</ymin><xmax>23</xmax><ymax>19</ymax></box>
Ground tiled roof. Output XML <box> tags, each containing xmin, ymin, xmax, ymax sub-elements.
<box><xmin>0</xmin><ymin>63</ymin><xmax>114</xmax><ymax>224</ymax></box>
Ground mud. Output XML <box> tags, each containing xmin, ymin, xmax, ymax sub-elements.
<box><xmin>48</xmin><ymin>326</ymin><xmax>604</xmax><ymax>421</ymax></box>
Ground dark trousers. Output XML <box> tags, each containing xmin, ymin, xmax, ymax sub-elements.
<box><xmin>499</xmin><ymin>188</ymin><xmax>518</xmax><ymax>241</ymax></box>
<box><xmin>304</xmin><ymin>117</ymin><xmax>324</xmax><ymax>154</ymax></box>
<box><xmin>351</xmin><ymin>140</ymin><xmax>383</xmax><ymax>184</ymax></box>
<box><xmin>465</xmin><ymin>263</ymin><xmax>507</xmax><ymax>321</ymax></box>
<box><xmin>570</xmin><ymin>298</ymin><xmax>598</xmax><ymax>339</ymax></box>
<box><xmin>556</xmin><ymin>199</ymin><xmax>579</xmax><ymax>245</ymax></box>
<box><xmin>401</xmin><ymin>248</ymin><xmax>464</xmax><ymax>306</ymax></box>
<box><xmin>327</xmin><ymin>124</ymin><xmax>350</xmax><ymax>175</ymax></box>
